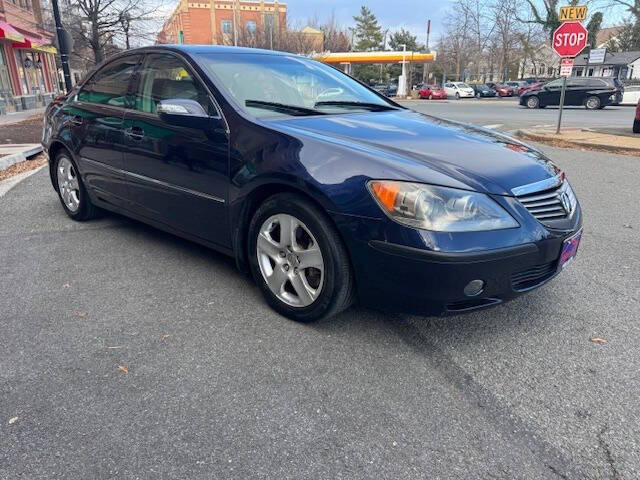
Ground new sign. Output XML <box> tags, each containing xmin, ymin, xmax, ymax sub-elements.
<box><xmin>559</xmin><ymin>6</ymin><xmax>587</xmax><ymax>21</ymax></box>
<box><xmin>552</xmin><ymin>21</ymin><xmax>588</xmax><ymax>58</ymax></box>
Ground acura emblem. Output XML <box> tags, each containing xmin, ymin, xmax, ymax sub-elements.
<box><xmin>561</xmin><ymin>192</ymin><xmax>572</xmax><ymax>214</ymax></box>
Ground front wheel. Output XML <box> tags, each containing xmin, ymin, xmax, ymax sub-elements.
<box><xmin>585</xmin><ymin>96</ymin><xmax>601</xmax><ymax>110</ymax></box>
<box><xmin>54</xmin><ymin>151</ymin><xmax>101</xmax><ymax>221</ymax></box>
<box><xmin>428</xmin><ymin>94</ymin><xmax>433</xmax><ymax>100</ymax></box>
<box><xmin>633</xmin><ymin>119</ymin><xmax>640</xmax><ymax>134</ymax></box>
<box><xmin>455</xmin><ymin>92</ymin><xmax>460</xmax><ymax>100</ymax></box>
<box><xmin>526</xmin><ymin>96</ymin><xmax>540</xmax><ymax>109</ymax></box>
<box><xmin>476</xmin><ymin>92</ymin><xmax>481</xmax><ymax>99</ymax></box>
<box><xmin>248</xmin><ymin>193</ymin><xmax>355</xmax><ymax>322</ymax></box>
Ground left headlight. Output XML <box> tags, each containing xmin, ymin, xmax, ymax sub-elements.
<box><xmin>367</xmin><ymin>180</ymin><xmax>519</xmax><ymax>232</ymax></box>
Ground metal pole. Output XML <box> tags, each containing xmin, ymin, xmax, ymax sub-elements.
<box><xmin>555</xmin><ymin>75</ymin><xmax>567</xmax><ymax>134</ymax></box>
<box><xmin>423</xmin><ymin>19</ymin><xmax>430</xmax><ymax>83</ymax></box>
<box><xmin>232</xmin><ymin>0</ymin><xmax>238</xmax><ymax>46</ymax></box>
<box><xmin>51</xmin><ymin>0</ymin><xmax>72</xmax><ymax>92</ymax></box>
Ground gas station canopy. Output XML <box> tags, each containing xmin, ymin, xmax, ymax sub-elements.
<box><xmin>314</xmin><ymin>51</ymin><xmax>436</xmax><ymax>64</ymax></box>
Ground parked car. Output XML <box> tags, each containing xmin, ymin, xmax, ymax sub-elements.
<box><xmin>519</xmin><ymin>82</ymin><xmax>543</xmax><ymax>96</ymax></box>
<box><xmin>443</xmin><ymin>82</ymin><xmax>475</xmax><ymax>99</ymax></box>
<box><xmin>418</xmin><ymin>84</ymin><xmax>447</xmax><ymax>99</ymax></box>
<box><xmin>505</xmin><ymin>81</ymin><xmax>527</xmax><ymax>95</ymax></box>
<box><xmin>521</xmin><ymin>77</ymin><xmax>623</xmax><ymax>110</ymax></box>
<box><xmin>469</xmin><ymin>83</ymin><xmax>497</xmax><ymax>98</ymax></box>
<box><xmin>43</xmin><ymin>45</ymin><xmax>582</xmax><ymax>322</ymax></box>
<box><xmin>621</xmin><ymin>84</ymin><xmax>640</xmax><ymax>105</ymax></box>
<box><xmin>633</xmin><ymin>99</ymin><xmax>640</xmax><ymax>133</ymax></box>
<box><xmin>372</xmin><ymin>83</ymin><xmax>398</xmax><ymax>97</ymax></box>
<box><xmin>486</xmin><ymin>82</ymin><xmax>514</xmax><ymax>97</ymax></box>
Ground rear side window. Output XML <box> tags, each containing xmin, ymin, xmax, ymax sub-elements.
<box><xmin>135</xmin><ymin>53</ymin><xmax>214</xmax><ymax>115</ymax></box>
<box><xmin>77</xmin><ymin>55</ymin><xmax>141</xmax><ymax>107</ymax></box>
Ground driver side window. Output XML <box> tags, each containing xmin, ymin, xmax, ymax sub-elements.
<box><xmin>135</xmin><ymin>53</ymin><xmax>214</xmax><ymax>115</ymax></box>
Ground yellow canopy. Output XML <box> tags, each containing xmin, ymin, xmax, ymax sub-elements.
<box><xmin>314</xmin><ymin>51</ymin><xmax>436</xmax><ymax>64</ymax></box>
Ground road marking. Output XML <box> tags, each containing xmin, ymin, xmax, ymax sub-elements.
<box><xmin>482</xmin><ymin>124</ymin><xmax>503</xmax><ymax>129</ymax></box>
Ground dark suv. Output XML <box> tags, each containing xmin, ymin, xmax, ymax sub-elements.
<box><xmin>521</xmin><ymin>77</ymin><xmax>623</xmax><ymax>109</ymax></box>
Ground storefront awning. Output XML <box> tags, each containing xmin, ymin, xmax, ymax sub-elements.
<box><xmin>12</xmin><ymin>35</ymin><xmax>57</xmax><ymax>54</ymax></box>
<box><xmin>0</xmin><ymin>21</ymin><xmax>26</xmax><ymax>42</ymax></box>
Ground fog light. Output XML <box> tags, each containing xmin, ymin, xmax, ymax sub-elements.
<box><xmin>464</xmin><ymin>279</ymin><xmax>485</xmax><ymax>297</ymax></box>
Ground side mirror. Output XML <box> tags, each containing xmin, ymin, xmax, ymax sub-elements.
<box><xmin>157</xmin><ymin>99</ymin><xmax>215</xmax><ymax>129</ymax></box>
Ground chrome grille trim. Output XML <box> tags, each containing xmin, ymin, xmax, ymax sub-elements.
<box><xmin>514</xmin><ymin>176</ymin><xmax>576</xmax><ymax>224</ymax></box>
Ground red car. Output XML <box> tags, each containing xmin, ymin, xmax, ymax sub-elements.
<box><xmin>633</xmin><ymin>99</ymin><xmax>640</xmax><ymax>133</ymax></box>
<box><xmin>487</xmin><ymin>82</ymin><xmax>514</xmax><ymax>97</ymax></box>
<box><xmin>418</xmin><ymin>84</ymin><xmax>447</xmax><ymax>100</ymax></box>
<box><xmin>519</xmin><ymin>82</ymin><xmax>543</xmax><ymax>96</ymax></box>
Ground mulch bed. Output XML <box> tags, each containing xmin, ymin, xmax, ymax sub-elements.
<box><xmin>0</xmin><ymin>154</ymin><xmax>47</xmax><ymax>181</ymax></box>
<box><xmin>1</xmin><ymin>115</ymin><xmax>44</xmax><ymax>145</ymax></box>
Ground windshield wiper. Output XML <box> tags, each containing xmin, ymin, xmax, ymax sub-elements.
<box><xmin>245</xmin><ymin>100</ymin><xmax>325</xmax><ymax>116</ymax></box>
<box><xmin>314</xmin><ymin>101</ymin><xmax>398</xmax><ymax>112</ymax></box>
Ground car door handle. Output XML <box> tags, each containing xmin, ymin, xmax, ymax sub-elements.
<box><xmin>125</xmin><ymin>127</ymin><xmax>145</xmax><ymax>140</ymax></box>
<box><xmin>71</xmin><ymin>115</ymin><xmax>83</xmax><ymax>126</ymax></box>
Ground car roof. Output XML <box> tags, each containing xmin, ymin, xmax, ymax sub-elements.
<box><xmin>121</xmin><ymin>44</ymin><xmax>296</xmax><ymax>58</ymax></box>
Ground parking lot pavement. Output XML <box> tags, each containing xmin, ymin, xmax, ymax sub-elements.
<box><xmin>1</xmin><ymin>146</ymin><xmax>639</xmax><ymax>479</ymax></box>
<box><xmin>399</xmin><ymin>98</ymin><xmax>635</xmax><ymax>132</ymax></box>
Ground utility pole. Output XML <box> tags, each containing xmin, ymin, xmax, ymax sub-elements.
<box><xmin>422</xmin><ymin>19</ymin><xmax>430</xmax><ymax>83</ymax></box>
<box><xmin>51</xmin><ymin>0</ymin><xmax>72</xmax><ymax>92</ymax></box>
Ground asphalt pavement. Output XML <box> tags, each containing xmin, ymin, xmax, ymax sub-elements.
<box><xmin>398</xmin><ymin>97</ymin><xmax>635</xmax><ymax>132</ymax></box>
<box><xmin>1</xmin><ymin>123</ymin><xmax>639</xmax><ymax>478</ymax></box>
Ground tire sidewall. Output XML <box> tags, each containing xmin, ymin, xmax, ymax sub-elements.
<box><xmin>586</xmin><ymin>96</ymin><xmax>600</xmax><ymax>110</ymax></box>
<box><xmin>54</xmin><ymin>152</ymin><xmax>89</xmax><ymax>219</ymax></box>
<box><xmin>527</xmin><ymin>96</ymin><xmax>539</xmax><ymax>109</ymax></box>
<box><xmin>247</xmin><ymin>194</ymin><xmax>346</xmax><ymax>322</ymax></box>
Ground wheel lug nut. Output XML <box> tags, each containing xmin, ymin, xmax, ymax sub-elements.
<box><xmin>279</xmin><ymin>251</ymin><xmax>286</xmax><ymax>258</ymax></box>
<box><xmin>293</xmin><ymin>268</ymin><xmax>298</xmax><ymax>275</ymax></box>
<box><xmin>283</xmin><ymin>264</ymin><xmax>290</xmax><ymax>271</ymax></box>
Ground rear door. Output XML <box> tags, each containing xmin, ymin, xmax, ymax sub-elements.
<box><xmin>64</xmin><ymin>55</ymin><xmax>141</xmax><ymax>207</ymax></box>
<box><xmin>540</xmin><ymin>79</ymin><xmax>562</xmax><ymax>106</ymax></box>
<box><xmin>122</xmin><ymin>52</ymin><xmax>230</xmax><ymax>247</ymax></box>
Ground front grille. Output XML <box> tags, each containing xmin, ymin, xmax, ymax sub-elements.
<box><xmin>515</xmin><ymin>181</ymin><xmax>573</xmax><ymax>223</ymax></box>
<box><xmin>511</xmin><ymin>261</ymin><xmax>557</xmax><ymax>291</ymax></box>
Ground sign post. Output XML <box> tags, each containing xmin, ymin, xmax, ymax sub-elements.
<box><xmin>552</xmin><ymin>17</ymin><xmax>588</xmax><ymax>134</ymax></box>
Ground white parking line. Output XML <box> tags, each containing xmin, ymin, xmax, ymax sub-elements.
<box><xmin>482</xmin><ymin>124</ymin><xmax>504</xmax><ymax>129</ymax></box>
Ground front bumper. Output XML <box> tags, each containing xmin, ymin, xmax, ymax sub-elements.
<box><xmin>333</xmin><ymin>201</ymin><xmax>582</xmax><ymax>316</ymax></box>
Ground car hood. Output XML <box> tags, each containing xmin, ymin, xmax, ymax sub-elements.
<box><xmin>269</xmin><ymin>109</ymin><xmax>559</xmax><ymax>195</ymax></box>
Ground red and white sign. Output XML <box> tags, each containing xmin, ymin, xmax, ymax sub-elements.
<box><xmin>560</xmin><ymin>58</ymin><xmax>574</xmax><ymax>77</ymax></box>
<box><xmin>552</xmin><ymin>21</ymin><xmax>588</xmax><ymax>58</ymax></box>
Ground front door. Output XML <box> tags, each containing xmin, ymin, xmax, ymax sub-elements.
<box><xmin>122</xmin><ymin>52</ymin><xmax>230</xmax><ymax>247</ymax></box>
<box><xmin>66</xmin><ymin>54</ymin><xmax>141</xmax><ymax>207</ymax></box>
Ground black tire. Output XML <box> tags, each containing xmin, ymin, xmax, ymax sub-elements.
<box><xmin>633</xmin><ymin>119</ymin><xmax>640</xmax><ymax>134</ymax></box>
<box><xmin>248</xmin><ymin>193</ymin><xmax>355</xmax><ymax>322</ymax></box>
<box><xmin>476</xmin><ymin>92</ymin><xmax>481</xmax><ymax>99</ymax></box>
<box><xmin>53</xmin><ymin>150</ymin><xmax>101</xmax><ymax>221</ymax></box>
<box><xmin>585</xmin><ymin>96</ymin><xmax>601</xmax><ymax>110</ymax></box>
<box><xmin>526</xmin><ymin>96</ymin><xmax>540</xmax><ymax>109</ymax></box>
<box><xmin>428</xmin><ymin>94</ymin><xmax>433</xmax><ymax>100</ymax></box>
<box><xmin>455</xmin><ymin>92</ymin><xmax>460</xmax><ymax>100</ymax></box>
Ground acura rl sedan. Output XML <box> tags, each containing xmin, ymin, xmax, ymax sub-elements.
<box><xmin>42</xmin><ymin>46</ymin><xmax>582</xmax><ymax>322</ymax></box>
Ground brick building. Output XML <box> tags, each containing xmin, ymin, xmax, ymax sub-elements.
<box><xmin>0</xmin><ymin>0</ymin><xmax>58</xmax><ymax>114</ymax></box>
<box><xmin>157</xmin><ymin>0</ymin><xmax>286</xmax><ymax>46</ymax></box>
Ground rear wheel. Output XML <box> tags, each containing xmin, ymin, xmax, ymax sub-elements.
<box><xmin>476</xmin><ymin>92</ymin><xmax>481</xmax><ymax>99</ymax></box>
<box><xmin>455</xmin><ymin>92</ymin><xmax>460</xmax><ymax>100</ymax></box>
<box><xmin>248</xmin><ymin>193</ymin><xmax>355</xmax><ymax>322</ymax></box>
<box><xmin>526</xmin><ymin>96</ymin><xmax>540</xmax><ymax>109</ymax></box>
<box><xmin>633</xmin><ymin>119</ymin><xmax>640</xmax><ymax>134</ymax></box>
<box><xmin>54</xmin><ymin>151</ymin><xmax>101</xmax><ymax>221</ymax></box>
<box><xmin>585</xmin><ymin>96</ymin><xmax>601</xmax><ymax>110</ymax></box>
<box><xmin>428</xmin><ymin>94</ymin><xmax>433</xmax><ymax>100</ymax></box>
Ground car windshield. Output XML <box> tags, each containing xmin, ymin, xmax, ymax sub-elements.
<box><xmin>456</xmin><ymin>83</ymin><xmax>470</xmax><ymax>88</ymax></box>
<box><xmin>196</xmin><ymin>53</ymin><xmax>396</xmax><ymax>118</ymax></box>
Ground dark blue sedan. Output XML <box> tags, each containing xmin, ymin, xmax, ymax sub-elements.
<box><xmin>42</xmin><ymin>46</ymin><xmax>582</xmax><ymax>322</ymax></box>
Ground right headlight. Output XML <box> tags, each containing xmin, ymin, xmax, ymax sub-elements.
<box><xmin>367</xmin><ymin>180</ymin><xmax>519</xmax><ymax>232</ymax></box>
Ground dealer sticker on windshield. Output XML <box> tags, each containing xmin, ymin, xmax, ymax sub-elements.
<box><xmin>560</xmin><ymin>229</ymin><xmax>582</xmax><ymax>268</ymax></box>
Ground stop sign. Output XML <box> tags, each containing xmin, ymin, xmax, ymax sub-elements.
<box><xmin>553</xmin><ymin>21</ymin><xmax>588</xmax><ymax>57</ymax></box>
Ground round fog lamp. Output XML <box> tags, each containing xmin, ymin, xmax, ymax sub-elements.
<box><xmin>464</xmin><ymin>279</ymin><xmax>485</xmax><ymax>297</ymax></box>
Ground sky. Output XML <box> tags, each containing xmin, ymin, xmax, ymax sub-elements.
<box><xmin>285</xmin><ymin>0</ymin><xmax>449</xmax><ymax>47</ymax></box>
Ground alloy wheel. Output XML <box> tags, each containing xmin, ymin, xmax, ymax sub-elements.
<box><xmin>57</xmin><ymin>156</ymin><xmax>80</xmax><ymax>212</ymax></box>
<box><xmin>586</xmin><ymin>97</ymin><xmax>600</xmax><ymax>109</ymax></box>
<box><xmin>527</xmin><ymin>96</ymin><xmax>539</xmax><ymax>109</ymax></box>
<box><xmin>256</xmin><ymin>214</ymin><xmax>324</xmax><ymax>308</ymax></box>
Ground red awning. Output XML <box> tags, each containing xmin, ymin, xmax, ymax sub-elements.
<box><xmin>0</xmin><ymin>21</ymin><xmax>25</xmax><ymax>42</ymax></box>
<box><xmin>12</xmin><ymin>34</ymin><xmax>45</xmax><ymax>49</ymax></box>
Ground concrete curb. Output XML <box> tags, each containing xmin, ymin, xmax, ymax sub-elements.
<box><xmin>515</xmin><ymin>130</ymin><xmax>640</xmax><ymax>157</ymax></box>
<box><xmin>0</xmin><ymin>144</ymin><xmax>43</xmax><ymax>170</ymax></box>
<box><xmin>0</xmin><ymin>164</ymin><xmax>46</xmax><ymax>198</ymax></box>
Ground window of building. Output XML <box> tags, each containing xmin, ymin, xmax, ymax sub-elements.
<box><xmin>222</xmin><ymin>20</ymin><xmax>232</xmax><ymax>35</ymax></box>
<box><xmin>14</xmin><ymin>51</ymin><xmax>29</xmax><ymax>95</ymax></box>
<box><xmin>135</xmin><ymin>53</ymin><xmax>213</xmax><ymax>115</ymax></box>
<box><xmin>77</xmin><ymin>55</ymin><xmax>141</xmax><ymax>106</ymax></box>
<box><xmin>246</xmin><ymin>21</ymin><xmax>256</xmax><ymax>34</ymax></box>
<box><xmin>0</xmin><ymin>48</ymin><xmax>14</xmax><ymax>97</ymax></box>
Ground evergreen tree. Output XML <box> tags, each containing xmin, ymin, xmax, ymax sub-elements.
<box><xmin>353</xmin><ymin>6</ymin><xmax>384</xmax><ymax>51</ymax></box>
<box><xmin>586</xmin><ymin>12</ymin><xmax>603</xmax><ymax>51</ymax></box>
<box><xmin>388</xmin><ymin>29</ymin><xmax>420</xmax><ymax>52</ymax></box>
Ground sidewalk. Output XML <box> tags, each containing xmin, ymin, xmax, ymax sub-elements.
<box><xmin>0</xmin><ymin>107</ymin><xmax>47</xmax><ymax>126</ymax></box>
<box><xmin>515</xmin><ymin>127</ymin><xmax>640</xmax><ymax>156</ymax></box>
